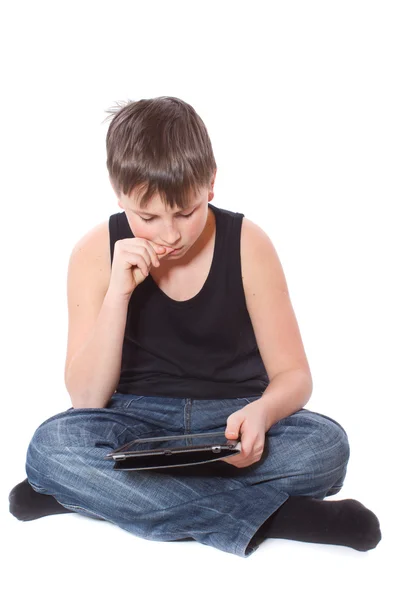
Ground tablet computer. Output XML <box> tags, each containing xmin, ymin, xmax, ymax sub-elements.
<box><xmin>103</xmin><ymin>432</ymin><xmax>241</xmax><ymax>471</ymax></box>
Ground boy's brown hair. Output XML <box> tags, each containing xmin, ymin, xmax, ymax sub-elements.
<box><xmin>104</xmin><ymin>96</ymin><xmax>217</xmax><ymax>210</ymax></box>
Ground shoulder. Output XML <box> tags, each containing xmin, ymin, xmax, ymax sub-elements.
<box><xmin>239</xmin><ymin>217</ymin><xmax>312</xmax><ymax>380</ymax></box>
<box><xmin>240</xmin><ymin>216</ymin><xmax>288</xmax><ymax>295</ymax></box>
<box><xmin>69</xmin><ymin>219</ymin><xmax>111</xmax><ymax>289</ymax></box>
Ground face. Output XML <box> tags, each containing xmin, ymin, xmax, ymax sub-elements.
<box><xmin>117</xmin><ymin>175</ymin><xmax>215</xmax><ymax>264</ymax></box>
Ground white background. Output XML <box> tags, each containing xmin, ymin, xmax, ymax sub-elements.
<box><xmin>2</xmin><ymin>1</ymin><xmax>399</xmax><ymax>598</ymax></box>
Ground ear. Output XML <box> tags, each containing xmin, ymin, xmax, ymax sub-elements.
<box><xmin>208</xmin><ymin>169</ymin><xmax>217</xmax><ymax>202</ymax></box>
<box><xmin>211</xmin><ymin>168</ymin><xmax>217</xmax><ymax>189</ymax></box>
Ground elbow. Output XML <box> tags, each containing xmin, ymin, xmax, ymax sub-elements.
<box><xmin>70</xmin><ymin>397</ymin><xmax>109</xmax><ymax>410</ymax></box>
<box><xmin>301</xmin><ymin>370</ymin><xmax>313</xmax><ymax>407</ymax></box>
<box><xmin>68</xmin><ymin>389</ymin><xmax>109</xmax><ymax>410</ymax></box>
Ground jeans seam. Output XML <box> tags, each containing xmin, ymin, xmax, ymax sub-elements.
<box><xmin>60</xmin><ymin>503</ymin><xmax>106</xmax><ymax>520</ymax></box>
<box><xmin>28</xmin><ymin>482</ymin><xmax>48</xmax><ymax>494</ymax></box>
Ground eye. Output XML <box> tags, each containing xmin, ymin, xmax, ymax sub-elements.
<box><xmin>139</xmin><ymin>210</ymin><xmax>195</xmax><ymax>223</ymax></box>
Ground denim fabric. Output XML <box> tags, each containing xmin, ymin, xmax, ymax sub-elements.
<box><xmin>25</xmin><ymin>393</ymin><xmax>350</xmax><ymax>558</ymax></box>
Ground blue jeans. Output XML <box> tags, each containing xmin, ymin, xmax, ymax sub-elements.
<box><xmin>25</xmin><ymin>393</ymin><xmax>350</xmax><ymax>557</ymax></box>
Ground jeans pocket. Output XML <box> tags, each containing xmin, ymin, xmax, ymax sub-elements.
<box><xmin>108</xmin><ymin>393</ymin><xmax>145</xmax><ymax>409</ymax></box>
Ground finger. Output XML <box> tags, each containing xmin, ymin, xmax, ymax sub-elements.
<box><xmin>140</xmin><ymin>245</ymin><xmax>166</xmax><ymax>271</ymax></box>
<box><xmin>151</xmin><ymin>245</ymin><xmax>175</xmax><ymax>263</ymax></box>
<box><xmin>149</xmin><ymin>241</ymin><xmax>168</xmax><ymax>253</ymax></box>
<box><xmin>138</xmin><ymin>255</ymin><xmax>150</xmax><ymax>278</ymax></box>
<box><xmin>222</xmin><ymin>449</ymin><xmax>257</xmax><ymax>468</ymax></box>
<box><xmin>222</xmin><ymin>458</ymin><xmax>250</xmax><ymax>469</ymax></box>
<box><xmin>146</xmin><ymin>243</ymin><xmax>161</xmax><ymax>268</ymax></box>
<box><xmin>221</xmin><ymin>458</ymin><xmax>239</xmax><ymax>467</ymax></box>
<box><xmin>134</xmin><ymin>252</ymin><xmax>152</xmax><ymax>276</ymax></box>
<box><xmin>159</xmin><ymin>246</ymin><xmax>176</xmax><ymax>257</ymax></box>
<box><xmin>121</xmin><ymin>248</ymin><xmax>150</xmax><ymax>278</ymax></box>
<box><xmin>122</xmin><ymin>241</ymin><xmax>153</xmax><ymax>272</ymax></box>
<box><xmin>222</xmin><ymin>452</ymin><xmax>245</xmax><ymax>466</ymax></box>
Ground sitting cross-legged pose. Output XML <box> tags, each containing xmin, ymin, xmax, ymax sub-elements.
<box><xmin>9</xmin><ymin>96</ymin><xmax>381</xmax><ymax>557</ymax></box>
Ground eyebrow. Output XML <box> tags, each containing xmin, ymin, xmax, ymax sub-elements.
<box><xmin>133</xmin><ymin>202</ymin><xmax>198</xmax><ymax>217</ymax></box>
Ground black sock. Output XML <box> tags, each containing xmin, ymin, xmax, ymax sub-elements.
<box><xmin>9</xmin><ymin>479</ymin><xmax>73</xmax><ymax>521</ymax></box>
<box><xmin>248</xmin><ymin>496</ymin><xmax>381</xmax><ymax>553</ymax></box>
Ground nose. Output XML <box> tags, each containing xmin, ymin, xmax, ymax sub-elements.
<box><xmin>160</xmin><ymin>225</ymin><xmax>181</xmax><ymax>247</ymax></box>
<box><xmin>161</xmin><ymin>238</ymin><xmax>181</xmax><ymax>248</ymax></box>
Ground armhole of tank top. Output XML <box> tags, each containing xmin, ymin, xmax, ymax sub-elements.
<box><xmin>109</xmin><ymin>211</ymin><xmax>134</xmax><ymax>267</ymax></box>
<box><xmin>109</xmin><ymin>214</ymin><xmax>117</xmax><ymax>266</ymax></box>
<box><xmin>233</xmin><ymin>213</ymin><xmax>247</xmax><ymax>310</ymax></box>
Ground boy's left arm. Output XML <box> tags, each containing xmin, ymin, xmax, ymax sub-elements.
<box><xmin>223</xmin><ymin>218</ymin><xmax>313</xmax><ymax>468</ymax></box>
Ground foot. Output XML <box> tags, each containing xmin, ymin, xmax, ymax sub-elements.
<box><xmin>249</xmin><ymin>496</ymin><xmax>382</xmax><ymax>552</ymax></box>
<box><xmin>9</xmin><ymin>478</ymin><xmax>73</xmax><ymax>521</ymax></box>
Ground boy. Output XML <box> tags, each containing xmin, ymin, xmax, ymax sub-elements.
<box><xmin>9</xmin><ymin>96</ymin><xmax>381</xmax><ymax>557</ymax></box>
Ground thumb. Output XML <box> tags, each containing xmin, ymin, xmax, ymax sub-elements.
<box><xmin>225</xmin><ymin>418</ymin><xmax>241</xmax><ymax>439</ymax></box>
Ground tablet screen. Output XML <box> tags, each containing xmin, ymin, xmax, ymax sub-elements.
<box><xmin>108</xmin><ymin>432</ymin><xmax>239</xmax><ymax>458</ymax></box>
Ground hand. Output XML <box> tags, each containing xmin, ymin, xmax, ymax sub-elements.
<box><xmin>221</xmin><ymin>399</ymin><xmax>269</xmax><ymax>468</ymax></box>
<box><xmin>108</xmin><ymin>238</ymin><xmax>175</xmax><ymax>299</ymax></box>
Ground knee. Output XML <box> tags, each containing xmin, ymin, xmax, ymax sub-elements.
<box><xmin>268</xmin><ymin>410</ymin><xmax>350</xmax><ymax>498</ymax></box>
<box><xmin>304</xmin><ymin>411</ymin><xmax>350</xmax><ymax>474</ymax></box>
<box><xmin>27</xmin><ymin>413</ymin><xmax>68</xmax><ymax>455</ymax></box>
<box><xmin>25</xmin><ymin>414</ymin><xmax>71</xmax><ymax>490</ymax></box>
<box><xmin>27</xmin><ymin>409</ymin><xmax>85</xmax><ymax>457</ymax></box>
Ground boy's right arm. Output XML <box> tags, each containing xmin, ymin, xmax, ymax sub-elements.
<box><xmin>64</xmin><ymin>224</ymin><xmax>130</xmax><ymax>409</ymax></box>
<box><xmin>65</xmin><ymin>291</ymin><xmax>130</xmax><ymax>409</ymax></box>
<box><xmin>64</xmin><ymin>223</ymin><xmax>171</xmax><ymax>409</ymax></box>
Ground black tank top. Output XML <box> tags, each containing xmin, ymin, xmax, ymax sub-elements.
<box><xmin>109</xmin><ymin>203</ymin><xmax>270</xmax><ymax>399</ymax></box>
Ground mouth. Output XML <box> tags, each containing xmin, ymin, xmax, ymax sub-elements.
<box><xmin>168</xmin><ymin>246</ymin><xmax>183</xmax><ymax>254</ymax></box>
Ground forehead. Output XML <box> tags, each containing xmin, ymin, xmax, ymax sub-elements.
<box><xmin>125</xmin><ymin>190</ymin><xmax>200</xmax><ymax>216</ymax></box>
